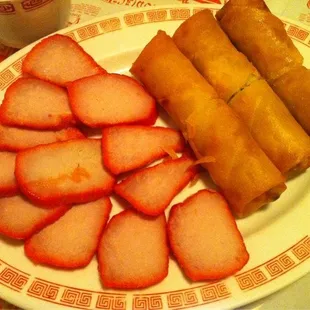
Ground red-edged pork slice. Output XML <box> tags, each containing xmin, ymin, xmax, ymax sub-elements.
<box><xmin>0</xmin><ymin>195</ymin><xmax>68</xmax><ymax>239</ymax></box>
<box><xmin>15</xmin><ymin>139</ymin><xmax>115</xmax><ymax>206</ymax></box>
<box><xmin>97</xmin><ymin>210</ymin><xmax>169</xmax><ymax>289</ymax></box>
<box><xmin>25</xmin><ymin>197</ymin><xmax>112</xmax><ymax>268</ymax></box>
<box><xmin>0</xmin><ymin>78</ymin><xmax>75</xmax><ymax>130</ymax></box>
<box><xmin>168</xmin><ymin>189</ymin><xmax>249</xmax><ymax>281</ymax></box>
<box><xmin>22</xmin><ymin>34</ymin><xmax>106</xmax><ymax>86</ymax></box>
<box><xmin>0</xmin><ymin>124</ymin><xmax>84</xmax><ymax>151</ymax></box>
<box><xmin>114</xmin><ymin>155</ymin><xmax>197</xmax><ymax>216</ymax></box>
<box><xmin>67</xmin><ymin>74</ymin><xmax>157</xmax><ymax>128</ymax></box>
<box><xmin>0</xmin><ymin>151</ymin><xmax>18</xmax><ymax>197</ymax></box>
<box><xmin>102</xmin><ymin>125</ymin><xmax>185</xmax><ymax>174</ymax></box>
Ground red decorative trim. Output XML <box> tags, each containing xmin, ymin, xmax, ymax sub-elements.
<box><xmin>0</xmin><ymin>3</ymin><xmax>15</xmax><ymax>15</ymax></box>
<box><xmin>235</xmin><ymin>236</ymin><xmax>310</xmax><ymax>291</ymax></box>
<box><xmin>21</xmin><ymin>0</ymin><xmax>53</xmax><ymax>12</ymax></box>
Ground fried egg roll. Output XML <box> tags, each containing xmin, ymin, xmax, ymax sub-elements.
<box><xmin>216</xmin><ymin>0</ymin><xmax>303</xmax><ymax>82</ymax></box>
<box><xmin>216</xmin><ymin>0</ymin><xmax>310</xmax><ymax>135</ymax></box>
<box><xmin>271</xmin><ymin>66</ymin><xmax>310</xmax><ymax>135</ymax></box>
<box><xmin>173</xmin><ymin>9</ymin><xmax>310</xmax><ymax>176</ymax></box>
<box><xmin>173</xmin><ymin>9</ymin><xmax>260</xmax><ymax>102</ymax></box>
<box><xmin>131</xmin><ymin>31</ymin><xmax>286</xmax><ymax>218</ymax></box>
<box><xmin>230</xmin><ymin>80</ymin><xmax>310</xmax><ymax>175</ymax></box>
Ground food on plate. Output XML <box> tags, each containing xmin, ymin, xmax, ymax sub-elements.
<box><xmin>0</xmin><ymin>151</ymin><xmax>18</xmax><ymax>197</ymax></box>
<box><xmin>97</xmin><ymin>210</ymin><xmax>169</xmax><ymax>289</ymax></box>
<box><xmin>15</xmin><ymin>139</ymin><xmax>115</xmax><ymax>206</ymax></box>
<box><xmin>131</xmin><ymin>30</ymin><xmax>286</xmax><ymax>218</ymax></box>
<box><xmin>102</xmin><ymin>125</ymin><xmax>185</xmax><ymax>174</ymax></box>
<box><xmin>216</xmin><ymin>0</ymin><xmax>303</xmax><ymax>82</ymax></box>
<box><xmin>0</xmin><ymin>123</ymin><xmax>84</xmax><ymax>151</ymax></box>
<box><xmin>173</xmin><ymin>9</ymin><xmax>310</xmax><ymax>176</ymax></box>
<box><xmin>114</xmin><ymin>154</ymin><xmax>198</xmax><ymax>216</ymax></box>
<box><xmin>216</xmin><ymin>0</ymin><xmax>310</xmax><ymax>134</ymax></box>
<box><xmin>168</xmin><ymin>189</ymin><xmax>249</xmax><ymax>280</ymax></box>
<box><xmin>271</xmin><ymin>66</ymin><xmax>310</xmax><ymax>135</ymax></box>
<box><xmin>0</xmin><ymin>77</ymin><xmax>75</xmax><ymax>130</ymax></box>
<box><xmin>229</xmin><ymin>80</ymin><xmax>310</xmax><ymax>175</ymax></box>
<box><xmin>67</xmin><ymin>73</ymin><xmax>157</xmax><ymax>128</ymax></box>
<box><xmin>22</xmin><ymin>34</ymin><xmax>106</xmax><ymax>86</ymax></box>
<box><xmin>173</xmin><ymin>9</ymin><xmax>260</xmax><ymax>102</ymax></box>
<box><xmin>0</xmin><ymin>195</ymin><xmax>68</xmax><ymax>240</ymax></box>
<box><xmin>25</xmin><ymin>197</ymin><xmax>111</xmax><ymax>268</ymax></box>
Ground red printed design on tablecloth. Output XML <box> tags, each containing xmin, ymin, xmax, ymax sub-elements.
<box><xmin>21</xmin><ymin>0</ymin><xmax>53</xmax><ymax>12</ymax></box>
<box><xmin>71</xmin><ymin>3</ymin><xmax>101</xmax><ymax>18</ymax></box>
<box><xmin>0</xmin><ymin>2</ymin><xmax>15</xmax><ymax>15</ymax></box>
<box><xmin>100</xmin><ymin>0</ymin><xmax>152</xmax><ymax>8</ymax></box>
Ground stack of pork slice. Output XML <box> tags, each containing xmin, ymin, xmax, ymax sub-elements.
<box><xmin>0</xmin><ymin>34</ymin><xmax>249</xmax><ymax>289</ymax></box>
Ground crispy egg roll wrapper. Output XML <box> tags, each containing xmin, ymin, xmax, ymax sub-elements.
<box><xmin>173</xmin><ymin>10</ymin><xmax>310</xmax><ymax>175</ymax></box>
<box><xmin>131</xmin><ymin>31</ymin><xmax>286</xmax><ymax>218</ymax></box>
<box><xmin>173</xmin><ymin>9</ymin><xmax>260</xmax><ymax>102</ymax></box>
<box><xmin>230</xmin><ymin>80</ymin><xmax>310</xmax><ymax>175</ymax></box>
<box><xmin>271</xmin><ymin>66</ymin><xmax>310</xmax><ymax>135</ymax></box>
<box><xmin>216</xmin><ymin>0</ymin><xmax>303</xmax><ymax>82</ymax></box>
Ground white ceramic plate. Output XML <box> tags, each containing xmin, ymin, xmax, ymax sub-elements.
<box><xmin>0</xmin><ymin>4</ymin><xmax>309</xmax><ymax>310</ymax></box>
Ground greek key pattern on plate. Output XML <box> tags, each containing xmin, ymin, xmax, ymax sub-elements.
<box><xmin>132</xmin><ymin>281</ymin><xmax>230</xmax><ymax>310</ymax></box>
<box><xmin>0</xmin><ymin>259</ymin><xmax>29</xmax><ymax>292</ymax></box>
<box><xmin>25</xmin><ymin>277</ymin><xmax>128</xmax><ymax>309</ymax></box>
<box><xmin>284</xmin><ymin>22</ymin><xmax>310</xmax><ymax>47</ymax></box>
<box><xmin>64</xmin><ymin>17</ymin><xmax>122</xmax><ymax>43</ymax></box>
<box><xmin>235</xmin><ymin>236</ymin><xmax>310</xmax><ymax>291</ymax></box>
<box><xmin>123</xmin><ymin>7</ymin><xmax>205</xmax><ymax>27</ymax></box>
<box><xmin>0</xmin><ymin>68</ymin><xmax>16</xmax><ymax>90</ymax></box>
<box><xmin>96</xmin><ymin>294</ymin><xmax>126</xmax><ymax>310</ymax></box>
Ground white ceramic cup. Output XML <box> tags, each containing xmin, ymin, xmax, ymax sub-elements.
<box><xmin>0</xmin><ymin>0</ymin><xmax>71</xmax><ymax>49</ymax></box>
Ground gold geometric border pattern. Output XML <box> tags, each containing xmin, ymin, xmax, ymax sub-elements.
<box><xmin>283</xmin><ymin>22</ymin><xmax>310</xmax><ymax>47</ymax></box>
<box><xmin>0</xmin><ymin>259</ymin><xmax>29</xmax><ymax>293</ymax></box>
<box><xmin>235</xmin><ymin>236</ymin><xmax>310</xmax><ymax>291</ymax></box>
<box><xmin>26</xmin><ymin>278</ymin><xmax>127</xmax><ymax>310</ymax></box>
<box><xmin>132</xmin><ymin>281</ymin><xmax>230</xmax><ymax>310</ymax></box>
